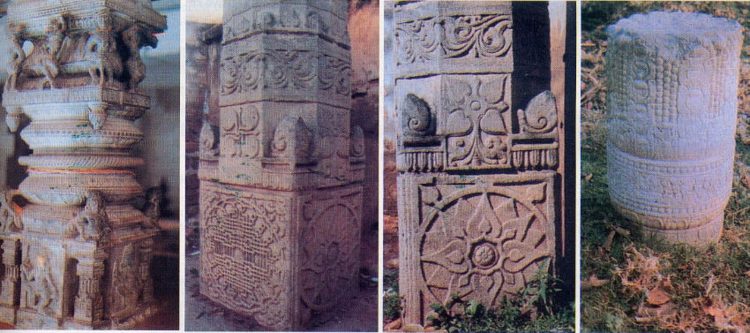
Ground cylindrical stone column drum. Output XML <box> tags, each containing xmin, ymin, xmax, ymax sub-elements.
<box><xmin>605</xmin><ymin>12</ymin><xmax>743</xmax><ymax>245</ymax></box>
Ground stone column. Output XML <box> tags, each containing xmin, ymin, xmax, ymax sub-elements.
<box><xmin>72</xmin><ymin>255</ymin><xmax>105</xmax><ymax>324</ymax></box>
<box><xmin>606</xmin><ymin>12</ymin><xmax>743</xmax><ymax>245</ymax></box>
<box><xmin>0</xmin><ymin>237</ymin><xmax>20</xmax><ymax>323</ymax></box>
<box><xmin>0</xmin><ymin>0</ymin><xmax>166</xmax><ymax>329</ymax></box>
<box><xmin>394</xmin><ymin>1</ymin><xmax>560</xmax><ymax>326</ymax></box>
<box><xmin>198</xmin><ymin>0</ymin><xmax>363</xmax><ymax>330</ymax></box>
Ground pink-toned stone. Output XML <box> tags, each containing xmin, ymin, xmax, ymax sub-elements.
<box><xmin>0</xmin><ymin>0</ymin><xmax>166</xmax><ymax>328</ymax></box>
<box><xmin>198</xmin><ymin>0</ymin><xmax>364</xmax><ymax>330</ymax></box>
<box><xmin>393</xmin><ymin>1</ymin><xmax>560</xmax><ymax>326</ymax></box>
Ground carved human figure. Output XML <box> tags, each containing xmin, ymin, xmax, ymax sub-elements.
<box><xmin>20</xmin><ymin>251</ymin><xmax>56</xmax><ymax>312</ymax></box>
<box><xmin>21</xmin><ymin>15</ymin><xmax>67</xmax><ymax>89</ymax></box>
<box><xmin>112</xmin><ymin>244</ymin><xmax>140</xmax><ymax>313</ymax></box>
<box><xmin>5</xmin><ymin>23</ymin><xmax>26</xmax><ymax>92</ymax></box>
<box><xmin>199</xmin><ymin>121</ymin><xmax>218</xmax><ymax>157</ymax></box>
<box><xmin>0</xmin><ymin>190</ymin><xmax>23</xmax><ymax>232</ymax></box>
<box><xmin>143</xmin><ymin>187</ymin><xmax>162</xmax><ymax>228</ymax></box>
<box><xmin>64</xmin><ymin>191</ymin><xmax>111</xmax><ymax>242</ymax></box>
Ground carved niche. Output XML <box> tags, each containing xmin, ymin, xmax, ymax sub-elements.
<box><xmin>395</xmin><ymin>1</ymin><xmax>560</xmax><ymax>326</ymax></box>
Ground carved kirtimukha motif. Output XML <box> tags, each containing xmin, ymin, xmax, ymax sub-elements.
<box><xmin>0</xmin><ymin>1</ymin><xmax>167</xmax><ymax>329</ymax></box>
<box><xmin>199</xmin><ymin>0</ymin><xmax>363</xmax><ymax>330</ymax></box>
<box><xmin>395</xmin><ymin>1</ymin><xmax>560</xmax><ymax>326</ymax></box>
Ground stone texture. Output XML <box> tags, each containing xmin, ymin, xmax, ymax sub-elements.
<box><xmin>394</xmin><ymin>1</ymin><xmax>560</xmax><ymax>326</ymax></box>
<box><xmin>605</xmin><ymin>11</ymin><xmax>743</xmax><ymax>246</ymax></box>
<box><xmin>198</xmin><ymin>0</ymin><xmax>364</xmax><ymax>330</ymax></box>
<box><xmin>0</xmin><ymin>0</ymin><xmax>166</xmax><ymax>329</ymax></box>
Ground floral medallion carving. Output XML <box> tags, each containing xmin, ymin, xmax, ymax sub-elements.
<box><xmin>299</xmin><ymin>191</ymin><xmax>361</xmax><ymax>311</ymax></box>
<box><xmin>417</xmin><ymin>177</ymin><xmax>554</xmax><ymax>309</ymax></box>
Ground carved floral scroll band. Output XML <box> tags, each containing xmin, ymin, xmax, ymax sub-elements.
<box><xmin>396</xmin><ymin>14</ymin><xmax>512</xmax><ymax>65</ymax></box>
<box><xmin>220</xmin><ymin>50</ymin><xmax>351</xmax><ymax>97</ymax></box>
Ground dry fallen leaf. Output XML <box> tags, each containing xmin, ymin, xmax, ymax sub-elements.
<box><xmin>384</xmin><ymin>318</ymin><xmax>402</xmax><ymax>331</ymax></box>
<box><xmin>403</xmin><ymin>323</ymin><xmax>426</xmax><ymax>332</ymax></box>
<box><xmin>581</xmin><ymin>274</ymin><xmax>609</xmax><ymax>290</ymax></box>
<box><xmin>603</xmin><ymin>230</ymin><xmax>616</xmax><ymax>252</ymax></box>
<box><xmin>703</xmin><ymin>297</ymin><xmax>750</xmax><ymax>333</ymax></box>
<box><xmin>635</xmin><ymin>301</ymin><xmax>676</xmax><ymax>324</ymax></box>
<box><xmin>705</xmin><ymin>273</ymin><xmax>716</xmax><ymax>295</ymax></box>
<box><xmin>646</xmin><ymin>287</ymin><xmax>671</xmax><ymax>306</ymax></box>
<box><xmin>614</xmin><ymin>226</ymin><xmax>631</xmax><ymax>237</ymax></box>
<box><xmin>584</xmin><ymin>173</ymin><xmax>593</xmax><ymax>182</ymax></box>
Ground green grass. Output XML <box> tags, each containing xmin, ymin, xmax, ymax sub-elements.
<box><xmin>383</xmin><ymin>268</ymin><xmax>401</xmax><ymax>322</ymax></box>
<box><xmin>426</xmin><ymin>264</ymin><xmax>573</xmax><ymax>333</ymax></box>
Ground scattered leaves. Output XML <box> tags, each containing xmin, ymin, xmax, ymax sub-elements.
<box><xmin>581</xmin><ymin>274</ymin><xmax>609</xmax><ymax>290</ymax></box>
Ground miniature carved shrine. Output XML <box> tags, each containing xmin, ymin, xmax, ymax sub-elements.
<box><xmin>394</xmin><ymin>1</ymin><xmax>561</xmax><ymax>326</ymax></box>
<box><xmin>197</xmin><ymin>0</ymin><xmax>364</xmax><ymax>330</ymax></box>
<box><xmin>0</xmin><ymin>0</ymin><xmax>166</xmax><ymax>329</ymax></box>
<box><xmin>606</xmin><ymin>12</ymin><xmax>742</xmax><ymax>245</ymax></box>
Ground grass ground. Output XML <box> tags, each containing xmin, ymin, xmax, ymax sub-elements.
<box><xmin>581</xmin><ymin>2</ymin><xmax>750</xmax><ymax>332</ymax></box>
<box><xmin>383</xmin><ymin>215</ymin><xmax>574</xmax><ymax>333</ymax></box>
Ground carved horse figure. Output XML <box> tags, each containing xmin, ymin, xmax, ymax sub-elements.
<box><xmin>84</xmin><ymin>26</ymin><xmax>123</xmax><ymax>86</ymax></box>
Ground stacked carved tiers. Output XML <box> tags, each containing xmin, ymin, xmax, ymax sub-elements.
<box><xmin>198</xmin><ymin>0</ymin><xmax>364</xmax><ymax>330</ymax></box>
<box><xmin>1</xmin><ymin>0</ymin><xmax>166</xmax><ymax>329</ymax></box>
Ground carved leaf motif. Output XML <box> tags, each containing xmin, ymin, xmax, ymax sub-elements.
<box><xmin>221</xmin><ymin>106</ymin><xmax>260</xmax><ymax>158</ymax></box>
<box><xmin>443</xmin><ymin>76</ymin><xmax>510</xmax><ymax>169</ymax></box>
<box><xmin>396</xmin><ymin>19</ymin><xmax>440</xmax><ymax>65</ymax></box>
<box><xmin>519</xmin><ymin>91</ymin><xmax>558</xmax><ymax>134</ymax></box>
<box><xmin>401</xmin><ymin>94</ymin><xmax>434</xmax><ymax>137</ymax></box>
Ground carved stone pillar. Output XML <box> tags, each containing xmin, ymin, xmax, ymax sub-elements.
<box><xmin>72</xmin><ymin>255</ymin><xmax>105</xmax><ymax>324</ymax></box>
<box><xmin>198</xmin><ymin>0</ymin><xmax>363</xmax><ymax>330</ymax></box>
<box><xmin>0</xmin><ymin>0</ymin><xmax>166</xmax><ymax>329</ymax></box>
<box><xmin>0</xmin><ymin>237</ymin><xmax>21</xmax><ymax>323</ymax></box>
<box><xmin>606</xmin><ymin>12</ymin><xmax>742</xmax><ymax>245</ymax></box>
<box><xmin>394</xmin><ymin>1</ymin><xmax>560</xmax><ymax>326</ymax></box>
